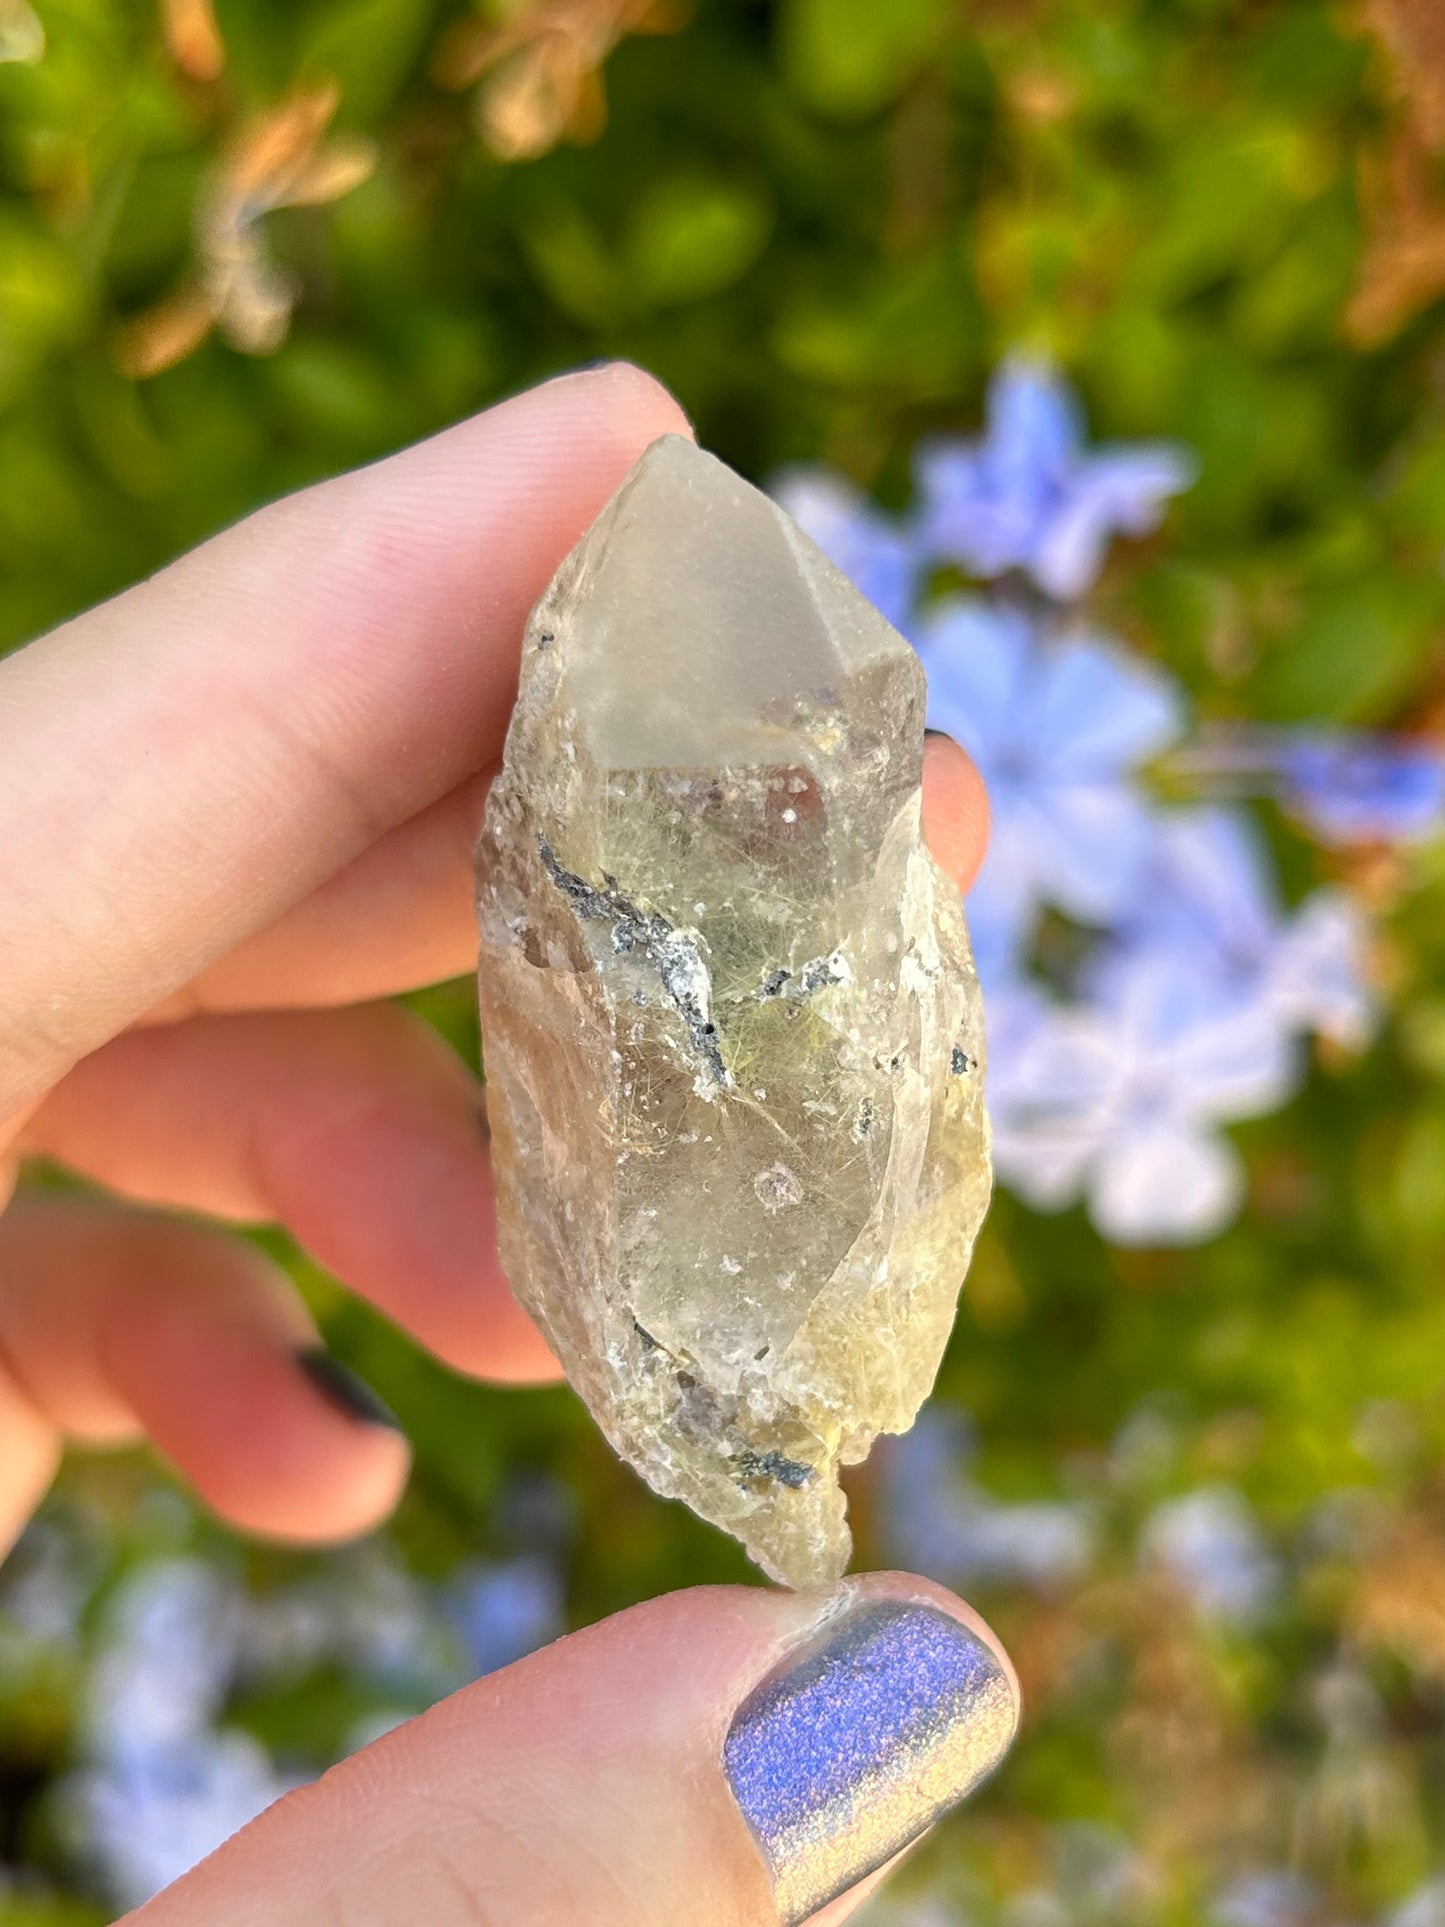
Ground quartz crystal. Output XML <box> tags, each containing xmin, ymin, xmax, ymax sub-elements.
<box><xmin>475</xmin><ymin>436</ymin><xmax>991</xmax><ymax>1588</ymax></box>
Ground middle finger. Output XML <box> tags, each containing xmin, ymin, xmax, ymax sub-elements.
<box><xmin>22</xmin><ymin>1002</ymin><xmax>557</xmax><ymax>1384</ymax></box>
<box><xmin>141</xmin><ymin>737</ymin><xmax>989</xmax><ymax>1020</ymax></box>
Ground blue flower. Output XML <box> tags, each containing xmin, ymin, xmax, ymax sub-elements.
<box><xmin>87</xmin><ymin>1560</ymin><xmax>239</xmax><ymax>1762</ymax></box>
<box><xmin>914</xmin><ymin>356</ymin><xmax>1195</xmax><ymax>601</ymax></box>
<box><xmin>69</xmin><ymin>1731</ymin><xmax>292</xmax><ymax>1910</ymax></box>
<box><xmin>918</xmin><ymin>598</ymin><xmax>1184</xmax><ymax>934</ymax></box>
<box><xmin>1278</xmin><ymin>729</ymin><xmax>1445</xmax><ymax>846</ymax></box>
<box><xmin>1212</xmin><ymin>1872</ymin><xmax>1319</xmax><ymax>1927</ymax></box>
<box><xmin>1090</xmin><ymin>806</ymin><xmax>1375</xmax><ymax>1050</ymax></box>
<box><xmin>771</xmin><ymin>467</ymin><xmax>921</xmax><ymax>633</ymax></box>
<box><xmin>61</xmin><ymin>1558</ymin><xmax>289</xmax><ymax>1909</ymax></box>
<box><xmin>880</xmin><ymin>1408</ymin><xmax>1095</xmax><ymax>1593</ymax></box>
<box><xmin>447</xmin><ymin>1557</ymin><xmax>562</xmax><ymax>1678</ymax></box>
<box><xmin>1140</xmin><ymin>1485</ymin><xmax>1281</xmax><ymax>1626</ymax></box>
<box><xmin>325</xmin><ymin>1557</ymin><xmax>444</xmax><ymax>1690</ymax></box>
<box><xmin>989</xmin><ymin>949</ymin><xmax>1299</xmax><ymax>1245</ymax></box>
<box><xmin>0</xmin><ymin>1518</ymin><xmax>93</xmax><ymax>1648</ymax></box>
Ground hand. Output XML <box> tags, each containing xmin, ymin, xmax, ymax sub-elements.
<box><xmin>0</xmin><ymin>365</ymin><xmax>1007</xmax><ymax>1925</ymax></box>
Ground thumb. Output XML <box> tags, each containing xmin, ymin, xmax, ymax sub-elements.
<box><xmin>126</xmin><ymin>1574</ymin><xmax>1019</xmax><ymax>1927</ymax></box>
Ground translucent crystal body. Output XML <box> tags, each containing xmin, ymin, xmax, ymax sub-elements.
<box><xmin>476</xmin><ymin>435</ymin><xmax>990</xmax><ymax>1587</ymax></box>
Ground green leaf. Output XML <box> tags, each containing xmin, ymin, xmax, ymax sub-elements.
<box><xmin>1259</xmin><ymin>575</ymin><xmax>1444</xmax><ymax>723</ymax></box>
<box><xmin>516</xmin><ymin>196</ymin><xmax>624</xmax><ymax>328</ymax></box>
<box><xmin>0</xmin><ymin>1899</ymin><xmax>108</xmax><ymax>1927</ymax></box>
<box><xmin>778</xmin><ymin>0</ymin><xmax>947</xmax><ymax>119</ymax></box>
<box><xmin>267</xmin><ymin>336</ymin><xmax>403</xmax><ymax>448</ymax></box>
<box><xmin>0</xmin><ymin>218</ymin><xmax>88</xmax><ymax>404</ymax></box>
<box><xmin>296</xmin><ymin>0</ymin><xmax>434</xmax><ymax>122</ymax></box>
<box><xmin>773</xmin><ymin>249</ymin><xmax>981</xmax><ymax>394</ymax></box>
<box><xmin>626</xmin><ymin>175</ymin><xmax>771</xmax><ymax>308</ymax></box>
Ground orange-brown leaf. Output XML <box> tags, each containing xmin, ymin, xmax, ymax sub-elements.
<box><xmin>226</xmin><ymin>81</ymin><xmax>343</xmax><ymax>204</ymax></box>
<box><xmin>114</xmin><ymin>287</ymin><xmax>219</xmax><ymax>379</ymax></box>
<box><xmin>1347</xmin><ymin>127</ymin><xmax>1445</xmax><ymax>343</ymax></box>
<box><xmin>162</xmin><ymin>0</ymin><xmax>225</xmax><ymax>82</ymax></box>
<box><xmin>1358</xmin><ymin>0</ymin><xmax>1445</xmax><ymax>149</ymax></box>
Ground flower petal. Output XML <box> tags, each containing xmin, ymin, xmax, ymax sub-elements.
<box><xmin>916</xmin><ymin>597</ymin><xmax>1033</xmax><ymax>748</ymax></box>
<box><xmin>1032</xmin><ymin>634</ymin><xmax>1185</xmax><ymax>772</ymax></box>
<box><xmin>1269</xmin><ymin>889</ymin><xmax>1375</xmax><ymax>1049</ymax></box>
<box><xmin>1032</xmin><ymin>446</ymin><xmax>1194</xmax><ymax>601</ymax></box>
<box><xmin>1090</xmin><ymin>1120</ymin><xmax>1244</xmax><ymax>1245</ymax></box>
<box><xmin>1280</xmin><ymin>730</ymin><xmax>1445</xmax><ymax>846</ymax></box>
<box><xmin>1015</xmin><ymin>781</ymin><xmax>1162</xmax><ymax>923</ymax></box>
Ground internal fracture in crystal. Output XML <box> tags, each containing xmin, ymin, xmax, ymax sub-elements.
<box><xmin>475</xmin><ymin>436</ymin><xmax>991</xmax><ymax>1587</ymax></box>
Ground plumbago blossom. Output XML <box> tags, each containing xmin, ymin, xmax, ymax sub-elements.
<box><xmin>914</xmin><ymin>355</ymin><xmax>1195</xmax><ymax>601</ymax></box>
<box><xmin>880</xmin><ymin>1407</ymin><xmax>1095</xmax><ymax>1593</ymax></box>
<box><xmin>1181</xmin><ymin>724</ymin><xmax>1445</xmax><ymax>847</ymax></box>
<box><xmin>446</xmin><ymin>1556</ymin><xmax>563</xmax><ymax>1676</ymax></box>
<box><xmin>1088</xmin><ymin>808</ymin><xmax>1374</xmax><ymax>1050</ymax></box>
<box><xmin>1140</xmin><ymin>1486</ymin><xmax>1282</xmax><ymax>1627</ymax></box>
<box><xmin>1282</xmin><ymin>730</ymin><xmax>1445</xmax><ymax>844</ymax></box>
<box><xmin>991</xmin><ymin>810</ymin><xmax>1376</xmax><ymax>1243</ymax></box>
<box><xmin>990</xmin><ymin>952</ymin><xmax>1299</xmax><ymax>1244</ymax></box>
<box><xmin>917</xmin><ymin>599</ymin><xmax>1183</xmax><ymax>950</ymax></box>
<box><xmin>1394</xmin><ymin>1882</ymin><xmax>1445</xmax><ymax>1927</ymax></box>
<box><xmin>1211</xmin><ymin>1872</ymin><xmax>1321</xmax><ymax>1927</ymax></box>
<box><xmin>63</xmin><ymin>1560</ymin><xmax>292</xmax><ymax>1912</ymax></box>
<box><xmin>777</xmin><ymin>356</ymin><xmax>1440</xmax><ymax>1245</ymax></box>
<box><xmin>62</xmin><ymin>1545</ymin><xmax>564</xmax><ymax>1908</ymax></box>
<box><xmin>983</xmin><ymin>812</ymin><xmax>1372</xmax><ymax>1242</ymax></box>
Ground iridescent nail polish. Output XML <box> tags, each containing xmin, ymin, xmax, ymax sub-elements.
<box><xmin>723</xmin><ymin>1597</ymin><xmax>1019</xmax><ymax>1925</ymax></box>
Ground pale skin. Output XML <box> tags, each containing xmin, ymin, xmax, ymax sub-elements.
<box><xmin>0</xmin><ymin>365</ymin><xmax>1008</xmax><ymax>1925</ymax></box>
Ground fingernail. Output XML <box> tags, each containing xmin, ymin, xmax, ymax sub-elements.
<box><xmin>295</xmin><ymin>1348</ymin><xmax>403</xmax><ymax>1433</ymax></box>
<box><xmin>924</xmin><ymin>727</ymin><xmax>957</xmax><ymax>744</ymax></box>
<box><xmin>723</xmin><ymin>1598</ymin><xmax>1018</xmax><ymax>1926</ymax></box>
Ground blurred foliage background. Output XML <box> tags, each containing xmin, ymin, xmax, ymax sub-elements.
<box><xmin>6</xmin><ymin>1</ymin><xmax>1445</xmax><ymax>1923</ymax></box>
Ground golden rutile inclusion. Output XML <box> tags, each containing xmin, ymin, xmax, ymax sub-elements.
<box><xmin>475</xmin><ymin>435</ymin><xmax>991</xmax><ymax>1587</ymax></box>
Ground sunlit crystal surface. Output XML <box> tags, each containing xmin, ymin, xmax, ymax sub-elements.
<box><xmin>475</xmin><ymin>436</ymin><xmax>991</xmax><ymax>1587</ymax></box>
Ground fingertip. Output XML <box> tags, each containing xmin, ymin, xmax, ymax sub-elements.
<box><xmin>455</xmin><ymin>1297</ymin><xmax>563</xmax><ymax>1386</ymax></box>
<box><xmin>132</xmin><ymin>1326</ymin><xmax>413</xmax><ymax>1547</ymax></box>
<box><xmin>92</xmin><ymin>1217</ymin><xmax>413</xmax><ymax>1545</ymax></box>
<box><xmin>255</xmin><ymin>1412</ymin><xmax>412</xmax><ymax>1547</ymax></box>
<box><xmin>128</xmin><ymin>1572</ymin><xmax>1018</xmax><ymax>1927</ymax></box>
<box><xmin>208</xmin><ymin>1380</ymin><xmax>413</xmax><ymax>1547</ymax></box>
<box><xmin>922</xmin><ymin>732</ymin><xmax>990</xmax><ymax>894</ymax></box>
<box><xmin>252</xmin><ymin>1044</ymin><xmax>562</xmax><ymax>1385</ymax></box>
<box><xmin>546</xmin><ymin>360</ymin><xmax>696</xmax><ymax>444</ymax></box>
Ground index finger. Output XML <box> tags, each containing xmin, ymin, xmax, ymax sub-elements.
<box><xmin>0</xmin><ymin>365</ymin><xmax>692</xmax><ymax>1121</ymax></box>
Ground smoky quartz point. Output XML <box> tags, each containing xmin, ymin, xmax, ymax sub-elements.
<box><xmin>475</xmin><ymin>436</ymin><xmax>990</xmax><ymax>1587</ymax></box>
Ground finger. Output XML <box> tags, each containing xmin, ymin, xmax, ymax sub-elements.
<box><xmin>161</xmin><ymin>733</ymin><xmax>990</xmax><ymax>1018</ymax></box>
<box><xmin>923</xmin><ymin>731</ymin><xmax>989</xmax><ymax>894</ymax></box>
<box><xmin>0</xmin><ymin>364</ymin><xmax>692</xmax><ymax>1122</ymax></box>
<box><xmin>144</xmin><ymin>771</ymin><xmax>494</xmax><ymax>1020</ymax></box>
<box><xmin>0</xmin><ymin>1194</ymin><xmax>409</xmax><ymax>1542</ymax></box>
<box><xmin>0</xmin><ymin>1352</ymin><xmax>61</xmax><ymax>1562</ymax></box>
<box><xmin>128</xmin><ymin>1574</ymin><xmax>1019</xmax><ymax>1927</ymax></box>
<box><xmin>22</xmin><ymin>1003</ymin><xmax>556</xmax><ymax>1383</ymax></box>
